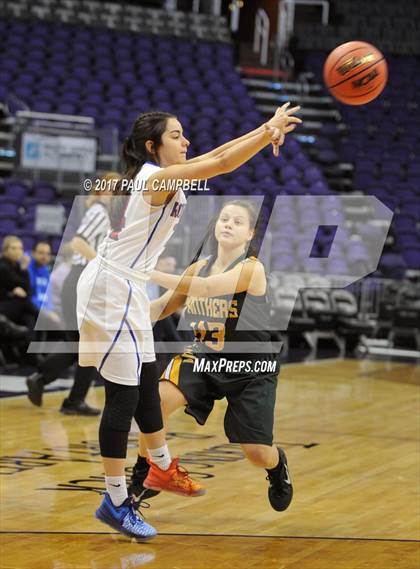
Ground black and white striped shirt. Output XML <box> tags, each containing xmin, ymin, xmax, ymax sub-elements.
<box><xmin>73</xmin><ymin>202</ymin><xmax>110</xmax><ymax>266</ymax></box>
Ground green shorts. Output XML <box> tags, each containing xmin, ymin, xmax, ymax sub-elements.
<box><xmin>161</xmin><ymin>352</ymin><xmax>279</xmax><ymax>446</ymax></box>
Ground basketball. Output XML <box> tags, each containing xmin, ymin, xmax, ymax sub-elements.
<box><xmin>323</xmin><ymin>41</ymin><xmax>388</xmax><ymax>105</ymax></box>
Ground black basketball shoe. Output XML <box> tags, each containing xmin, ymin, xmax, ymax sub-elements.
<box><xmin>266</xmin><ymin>447</ymin><xmax>293</xmax><ymax>512</ymax></box>
<box><xmin>26</xmin><ymin>372</ymin><xmax>45</xmax><ymax>407</ymax></box>
<box><xmin>128</xmin><ymin>458</ymin><xmax>161</xmax><ymax>508</ymax></box>
<box><xmin>60</xmin><ymin>398</ymin><xmax>100</xmax><ymax>416</ymax></box>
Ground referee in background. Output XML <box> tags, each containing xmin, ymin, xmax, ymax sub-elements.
<box><xmin>26</xmin><ymin>173</ymin><xmax>120</xmax><ymax>415</ymax></box>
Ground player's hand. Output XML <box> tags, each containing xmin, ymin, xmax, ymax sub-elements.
<box><xmin>267</xmin><ymin>102</ymin><xmax>302</xmax><ymax>133</ymax></box>
<box><xmin>264</xmin><ymin>124</ymin><xmax>284</xmax><ymax>157</ymax></box>
<box><xmin>265</xmin><ymin>103</ymin><xmax>302</xmax><ymax>155</ymax></box>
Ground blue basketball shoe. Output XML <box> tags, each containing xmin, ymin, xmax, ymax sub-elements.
<box><xmin>95</xmin><ymin>492</ymin><xmax>157</xmax><ymax>541</ymax></box>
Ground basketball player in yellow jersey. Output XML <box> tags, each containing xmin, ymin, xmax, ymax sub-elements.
<box><xmin>130</xmin><ymin>200</ymin><xmax>293</xmax><ymax>512</ymax></box>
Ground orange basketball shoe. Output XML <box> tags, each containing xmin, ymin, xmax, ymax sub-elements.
<box><xmin>143</xmin><ymin>458</ymin><xmax>206</xmax><ymax>497</ymax></box>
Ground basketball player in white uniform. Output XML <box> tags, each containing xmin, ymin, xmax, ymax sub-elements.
<box><xmin>77</xmin><ymin>105</ymin><xmax>301</xmax><ymax>540</ymax></box>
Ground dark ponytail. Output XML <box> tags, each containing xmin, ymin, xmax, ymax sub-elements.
<box><xmin>110</xmin><ymin>110</ymin><xmax>175</xmax><ymax>230</ymax></box>
<box><xmin>190</xmin><ymin>199</ymin><xmax>262</xmax><ymax>266</ymax></box>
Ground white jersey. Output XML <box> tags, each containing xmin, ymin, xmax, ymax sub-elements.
<box><xmin>77</xmin><ymin>161</ymin><xmax>186</xmax><ymax>385</ymax></box>
<box><xmin>97</xmin><ymin>162</ymin><xmax>186</xmax><ymax>273</ymax></box>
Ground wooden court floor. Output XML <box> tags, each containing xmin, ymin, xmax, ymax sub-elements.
<box><xmin>1</xmin><ymin>359</ymin><xmax>419</xmax><ymax>569</ymax></box>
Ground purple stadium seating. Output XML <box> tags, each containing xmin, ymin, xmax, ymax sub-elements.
<box><xmin>1</xmin><ymin>16</ymin><xmax>417</xmax><ymax>276</ymax></box>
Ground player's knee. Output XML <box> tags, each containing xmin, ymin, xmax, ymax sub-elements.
<box><xmin>134</xmin><ymin>389</ymin><xmax>163</xmax><ymax>433</ymax></box>
<box><xmin>160</xmin><ymin>389</ymin><xmax>177</xmax><ymax>419</ymax></box>
<box><xmin>159</xmin><ymin>381</ymin><xmax>186</xmax><ymax>418</ymax></box>
<box><xmin>103</xmin><ymin>387</ymin><xmax>139</xmax><ymax>432</ymax></box>
<box><xmin>160</xmin><ymin>398</ymin><xmax>171</xmax><ymax>420</ymax></box>
<box><xmin>241</xmin><ymin>444</ymin><xmax>272</xmax><ymax>468</ymax></box>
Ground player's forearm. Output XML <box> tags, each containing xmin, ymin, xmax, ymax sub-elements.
<box><xmin>151</xmin><ymin>271</ymin><xmax>208</xmax><ymax>297</ymax></box>
<box><xmin>150</xmin><ymin>291</ymin><xmax>187</xmax><ymax>321</ymax></box>
<box><xmin>149</xmin><ymin>299</ymin><xmax>163</xmax><ymax>322</ymax></box>
<box><xmin>188</xmin><ymin>125</ymin><xmax>265</xmax><ymax>163</ymax></box>
<box><xmin>219</xmin><ymin>128</ymin><xmax>271</xmax><ymax>173</ymax></box>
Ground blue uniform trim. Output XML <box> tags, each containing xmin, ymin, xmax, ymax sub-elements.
<box><xmin>129</xmin><ymin>203</ymin><xmax>168</xmax><ymax>269</ymax></box>
<box><xmin>123</xmin><ymin>281</ymin><xmax>142</xmax><ymax>384</ymax></box>
<box><xmin>98</xmin><ymin>282</ymin><xmax>133</xmax><ymax>375</ymax></box>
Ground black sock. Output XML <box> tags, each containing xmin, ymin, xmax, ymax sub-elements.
<box><xmin>134</xmin><ymin>455</ymin><xmax>149</xmax><ymax>471</ymax></box>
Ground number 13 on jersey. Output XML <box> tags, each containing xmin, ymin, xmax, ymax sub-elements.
<box><xmin>190</xmin><ymin>321</ymin><xmax>225</xmax><ymax>352</ymax></box>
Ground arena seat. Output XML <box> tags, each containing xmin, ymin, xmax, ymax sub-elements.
<box><xmin>330</xmin><ymin>289</ymin><xmax>376</xmax><ymax>350</ymax></box>
<box><xmin>271</xmin><ymin>286</ymin><xmax>316</xmax><ymax>356</ymax></box>
<box><xmin>300</xmin><ymin>288</ymin><xmax>345</xmax><ymax>357</ymax></box>
<box><xmin>389</xmin><ymin>283</ymin><xmax>420</xmax><ymax>350</ymax></box>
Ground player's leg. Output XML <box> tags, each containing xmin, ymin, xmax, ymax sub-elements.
<box><xmin>130</xmin><ymin>379</ymin><xmax>187</xmax><ymax>501</ymax></box>
<box><xmin>224</xmin><ymin>371</ymin><xmax>293</xmax><ymax>512</ymax></box>
<box><xmin>132</xmin><ymin>360</ymin><xmax>205</xmax><ymax>498</ymax></box>
<box><xmin>139</xmin><ymin>379</ymin><xmax>188</xmax><ymax>455</ymax></box>
<box><xmin>57</xmin><ymin>267</ymin><xmax>101</xmax><ymax>414</ymax></box>
<box><xmin>95</xmin><ymin>376</ymin><xmax>157</xmax><ymax>540</ymax></box>
<box><xmin>26</xmin><ymin>334</ymin><xmax>78</xmax><ymax>407</ymax></box>
<box><xmin>240</xmin><ymin>443</ymin><xmax>292</xmax><ymax>511</ymax></box>
<box><xmin>240</xmin><ymin>443</ymin><xmax>279</xmax><ymax>468</ymax></box>
<box><xmin>60</xmin><ymin>365</ymin><xmax>100</xmax><ymax>416</ymax></box>
<box><xmin>27</xmin><ymin>267</ymin><xmax>83</xmax><ymax>407</ymax></box>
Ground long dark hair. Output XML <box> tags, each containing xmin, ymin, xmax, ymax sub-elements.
<box><xmin>190</xmin><ymin>199</ymin><xmax>261</xmax><ymax>266</ymax></box>
<box><xmin>110</xmin><ymin>111</ymin><xmax>175</xmax><ymax>231</ymax></box>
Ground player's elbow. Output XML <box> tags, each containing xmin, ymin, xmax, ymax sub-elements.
<box><xmin>217</xmin><ymin>153</ymin><xmax>233</xmax><ymax>175</ymax></box>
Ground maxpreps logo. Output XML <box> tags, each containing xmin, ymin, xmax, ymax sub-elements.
<box><xmin>337</xmin><ymin>52</ymin><xmax>376</xmax><ymax>75</ymax></box>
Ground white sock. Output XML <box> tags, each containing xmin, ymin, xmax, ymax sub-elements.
<box><xmin>148</xmin><ymin>444</ymin><xmax>171</xmax><ymax>471</ymax></box>
<box><xmin>105</xmin><ymin>475</ymin><xmax>128</xmax><ymax>507</ymax></box>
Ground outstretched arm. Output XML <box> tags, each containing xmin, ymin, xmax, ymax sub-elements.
<box><xmin>151</xmin><ymin>259</ymin><xmax>266</xmax><ymax>298</ymax></box>
<box><xmin>149</xmin><ymin>260</ymin><xmax>207</xmax><ymax>321</ymax></box>
<box><xmin>150</xmin><ymin>290</ymin><xmax>184</xmax><ymax>322</ymax></box>
<box><xmin>187</xmin><ymin>102</ymin><xmax>299</xmax><ymax>163</ymax></box>
<box><xmin>146</xmin><ymin>104</ymin><xmax>302</xmax><ymax>206</ymax></box>
<box><xmin>186</xmin><ymin>125</ymin><xmax>266</xmax><ymax>164</ymax></box>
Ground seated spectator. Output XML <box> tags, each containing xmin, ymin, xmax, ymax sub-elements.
<box><xmin>27</xmin><ymin>241</ymin><xmax>60</xmax><ymax>327</ymax></box>
<box><xmin>0</xmin><ymin>314</ymin><xmax>29</xmax><ymax>343</ymax></box>
<box><xmin>0</xmin><ymin>313</ymin><xmax>30</xmax><ymax>369</ymax></box>
<box><xmin>0</xmin><ymin>235</ymin><xmax>38</xmax><ymax>330</ymax></box>
<box><xmin>27</xmin><ymin>241</ymin><xmax>52</xmax><ymax>310</ymax></box>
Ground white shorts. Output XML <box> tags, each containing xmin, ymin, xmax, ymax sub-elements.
<box><xmin>77</xmin><ymin>257</ymin><xmax>155</xmax><ymax>386</ymax></box>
